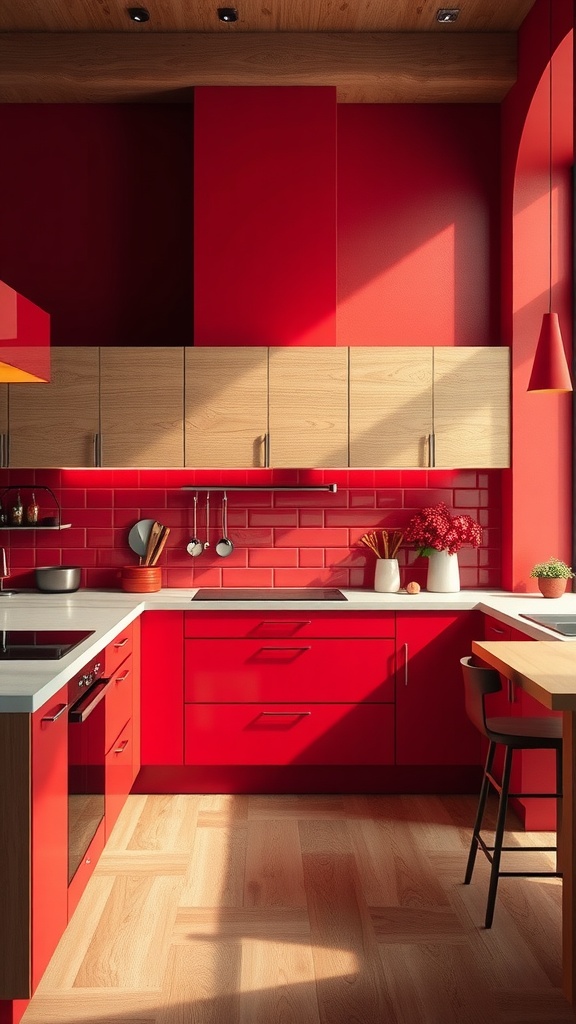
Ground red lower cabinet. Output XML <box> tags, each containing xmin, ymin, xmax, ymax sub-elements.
<box><xmin>395</xmin><ymin>611</ymin><xmax>483</xmax><ymax>766</ymax></box>
<box><xmin>105</xmin><ymin>719</ymin><xmax>134</xmax><ymax>838</ymax></box>
<box><xmin>141</xmin><ymin>611</ymin><xmax>184</xmax><ymax>765</ymax></box>
<box><xmin>185</xmin><ymin>703</ymin><xmax>395</xmax><ymax>765</ymax></box>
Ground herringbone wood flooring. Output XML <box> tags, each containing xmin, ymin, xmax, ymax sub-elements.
<box><xmin>22</xmin><ymin>793</ymin><xmax>576</xmax><ymax>1024</ymax></box>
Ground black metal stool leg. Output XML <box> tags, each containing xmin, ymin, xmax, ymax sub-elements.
<box><xmin>485</xmin><ymin>745</ymin><xmax>513</xmax><ymax>928</ymax></box>
<box><xmin>465</xmin><ymin>741</ymin><xmax>496</xmax><ymax>885</ymax></box>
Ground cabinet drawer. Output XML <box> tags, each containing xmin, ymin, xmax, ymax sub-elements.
<box><xmin>185</xmin><ymin>638</ymin><xmax>395</xmax><ymax>703</ymax></box>
<box><xmin>185</xmin><ymin>610</ymin><xmax>394</xmax><ymax>639</ymax></box>
<box><xmin>184</xmin><ymin>703</ymin><xmax>395</xmax><ymax>765</ymax></box>
<box><xmin>104</xmin><ymin>621</ymin><xmax>134</xmax><ymax>678</ymax></box>
<box><xmin>105</xmin><ymin>653</ymin><xmax>133</xmax><ymax>753</ymax></box>
<box><xmin>105</xmin><ymin>718</ymin><xmax>133</xmax><ymax>839</ymax></box>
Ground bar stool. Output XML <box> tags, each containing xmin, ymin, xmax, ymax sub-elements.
<box><xmin>460</xmin><ymin>655</ymin><xmax>562</xmax><ymax>928</ymax></box>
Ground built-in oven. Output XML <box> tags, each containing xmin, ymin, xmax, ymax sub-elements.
<box><xmin>67</xmin><ymin>655</ymin><xmax>110</xmax><ymax>884</ymax></box>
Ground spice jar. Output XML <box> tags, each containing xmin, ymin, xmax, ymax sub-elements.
<box><xmin>9</xmin><ymin>491</ymin><xmax>23</xmax><ymax>526</ymax></box>
<box><xmin>26</xmin><ymin>492</ymin><xmax>39</xmax><ymax>525</ymax></box>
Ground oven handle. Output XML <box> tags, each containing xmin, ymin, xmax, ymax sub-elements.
<box><xmin>69</xmin><ymin>678</ymin><xmax>111</xmax><ymax>723</ymax></box>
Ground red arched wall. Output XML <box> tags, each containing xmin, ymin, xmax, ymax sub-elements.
<box><xmin>501</xmin><ymin>0</ymin><xmax>573</xmax><ymax>591</ymax></box>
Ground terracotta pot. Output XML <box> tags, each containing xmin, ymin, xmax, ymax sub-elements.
<box><xmin>537</xmin><ymin>577</ymin><xmax>567</xmax><ymax>599</ymax></box>
<box><xmin>120</xmin><ymin>566</ymin><xmax>162</xmax><ymax>593</ymax></box>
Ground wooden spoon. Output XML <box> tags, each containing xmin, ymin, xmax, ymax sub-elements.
<box><xmin>143</xmin><ymin>521</ymin><xmax>163</xmax><ymax>566</ymax></box>
<box><xmin>150</xmin><ymin>526</ymin><xmax>170</xmax><ymax>566</ymax></box>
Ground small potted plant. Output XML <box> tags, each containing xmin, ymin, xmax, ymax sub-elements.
<box><xmin>530</xmin><ymin>557</ymin><xmax>574</xmax><ymax>598</ymax></box>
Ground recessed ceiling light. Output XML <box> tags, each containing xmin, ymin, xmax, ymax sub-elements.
<box><xmin>436</xmin><ymin>8</ymin><xmax>460</xmax><ymax>22</ymax></box>
<box><xmin>217</xmin><ymin>7</ymin><xmax>238</xmax><ymax>22</ymax></box>
<box><xmin>127</xmin><ymin>7</ymin><xmax>150</xmax><ymax>22</ymax></box>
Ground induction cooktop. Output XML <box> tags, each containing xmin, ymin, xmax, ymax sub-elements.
<box><xmin>192</xmin><ymin>588</ymin><xmax>347</xmax><ymax>601</ymax></box>
<box><xmin>0</xmin><ymin>629</ymin><xmax>95</xmax><ymax>660</ymax></box>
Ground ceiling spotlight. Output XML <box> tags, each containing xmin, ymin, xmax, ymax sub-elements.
<box><xmin>128</xmin><ymin>7</ymin><xmax>150</xmax><ymax>22</ymax></box>
<box><xmin>436</xmin><ymin>8</ymin><xmax>459</xmax><ymax>21</ymax></box>
<box><xmin>218</xmin><ymin>7</ymin><xmax>238</xmax><ymax>22</ymax></box>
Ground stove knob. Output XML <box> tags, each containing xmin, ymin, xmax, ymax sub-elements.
<box><xmin>94</xmin><ymin>662</ymin><xmax>101</xmax><ymax>675</ymax></box>
<box><xmin>80</xmin><ymin>674</ymin><xmax>92</xmax><ymax>687</ymax></box>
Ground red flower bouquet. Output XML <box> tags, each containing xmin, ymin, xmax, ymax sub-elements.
<box><xmin>405</xmin><ymin>502</ymin><xmax>482</xmax><ymax>557</ymax></box>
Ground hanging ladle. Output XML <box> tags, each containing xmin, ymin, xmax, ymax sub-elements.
<box><xmin>216</xmin><ymin>492</ymin><xmax>234</xmax><ymax>557</ymax></box>
<box><xmin>186</xmin><ymin>493</ymin><xmax>203</xmax><ymax>557</ymax></box>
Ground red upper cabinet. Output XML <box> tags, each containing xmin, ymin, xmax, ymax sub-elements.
<box><xmin>395</xmin><ymin>612</ymin><xmax>483</xmax><ymax>766</ymax></box>
<box><xmin>194</xmin><ymin>87</ymin><xmax>337</xmax><ymax>347</ymax></box>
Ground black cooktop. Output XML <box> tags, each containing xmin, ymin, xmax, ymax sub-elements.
<box><xmin>192</xmin><ymin>588</ymin><xmax>347</xmax><ymax>601</ymax></box>
<box><xmin>0</xmin><ymin>629</ymin><xmax>95</xmax><ymax>660</ymax></box>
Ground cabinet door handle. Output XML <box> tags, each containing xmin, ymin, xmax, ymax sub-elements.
<box><xmin>260</xmin><ymin>711</ymin><xmax>311</xmax><ymax>716</ymax></box>
<box><xmin>41</xmin><ymin>702</ymin><xmax>68</xmax><ymax>723</ymax></box>
<box><xmin>114</xmin><ymin>638</ymin><xmax>129</xmax><ymax>649</ymax></box>
<box><xmin>491</xmin><ymin>627</ymin><xmax>506</xmax><ymax>635</ymax></box>
<box><xmin>0</xmin><ymin>433</ymin><xmax>5</xmax><ymax>468</ymax></box>
<box><xmin>114</xmin><ymin>739</ymin><xmax>130</xmax><ymax>755</ymax></box>
<box><xmin>115</xmin><ymin>669</ymin><xmax>130</xmax><ymax>683</ymax></box>
<box><xmin>259</xmin><ymin>646</ymin><xmax>311</xmax><ymax>652</ymax></box>
<box><xmin>93</xmin><ymin>432</ymin><xmax>102</xmax><ymax>467</ymax></box>
<box><xmin>428</xmin><ymin>433</ymin><xmax>436</xmax><ymax>468</ymax></box>
<box><xmin>403</xmin><ymin>642</ymin><xmax>409</xmax><ymax>685</ymax></box>
<box><xmin>264</xmin><ymin>432</ymin><xmax>270</xmax><ymax>468</ymax></box>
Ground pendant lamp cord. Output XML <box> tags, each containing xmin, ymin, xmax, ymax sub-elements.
<box><xmin>548</xmin><ymin>0</ymin><xmax>553</xmax><ymax>314</ymax></box>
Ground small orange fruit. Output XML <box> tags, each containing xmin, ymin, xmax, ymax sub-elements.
<box><xmin>406</xmin><ymin>581</ymin><xmax>421</xmax><ymax>594</ymax></box>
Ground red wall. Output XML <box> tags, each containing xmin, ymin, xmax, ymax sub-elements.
<box><xmin>194</xmin><ymin>87</ymin><xmax>337</xmax><ymax>347</ymax></box>
<box><xmin>0</xmin><ymin>468</ymin><xmax>501</xmax><ymax>592</ymax></box>
<box><xmin>500</xmin><ymin>0</ymin><xmax>573</xmax><ymax>591</ymax></box>
<box><xmin>0</xmin><ymin>105</ymin><xmax>193</xmax><ymax>347</ymax></box>
<box><xmin>337</xmin><ymin>104</ymin><xmax>501</xmax><ymax>346</ymax></box>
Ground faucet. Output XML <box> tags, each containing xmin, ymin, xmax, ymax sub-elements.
<box><xmin>0</xmin><ymin>548</ymin><xmax>16</xmax><ymax>596</ymax></box>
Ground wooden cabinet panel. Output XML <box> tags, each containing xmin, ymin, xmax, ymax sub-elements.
<box><xmin>31</xmin><ymin>686</ymin><xmax>69</xmax><ymax>992</ymax></box>
<box><xmin>185</xmin><ymin>703</ymin><xmax>395</xmax><ymax>765</ymax></box>
<box><xmin>100</xmin><ymin>347</ymin><xmax>184</xmax><ymax>467</ymax></box>
<box><xmin>433</xmin><ymin>347</ymin><xmax>510</xmax><ymax>468</ymax></box>
<box><xmin>185</xmin><ymin>638</ymin><xmax>396</xmax><ymax>703</ymax></box>
<box><xmin>349</xmin><ymin>347</ymin><xmax>433</xmax><ymax>467</ymax></box>
<box><xmin>268</xmin><ymin>347</ymin><xmax>348</xmax><ymax>467</ymax></box>
<box><xmin>140</xmin><ymin>611</ymin><xmax>184</xmax><ymax>765</ymax></box>
<box><xmin>395</xmin><ymin>612</ymin><xmax>483</xmax><ymax>766</ymax></box>
<box><xmin>185</xmin><ymin>347</ymin><xmax>268</xmax><ymax>468</ymax></box>
<box><xmin>184</xmin><ymin>610</ymin><xmax>395</xmax><ymax>639</ymax></box>
<box><xmin>8</xmin><ymin>347</ymin><xmax>99</xmax><ymax>468</ymax></box>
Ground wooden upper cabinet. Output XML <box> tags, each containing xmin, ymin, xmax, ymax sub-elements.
<box><xmin>349</xmin><ymin>348</ymin><xmax>433</xmax><ymax>467</ymax></box>
<box><xmin>8</xmin><ymin>347</ymin><xmax>99</xmax><ymax>468</ymax></box>
<box><xmin>99</xmin><ymin>347</ymin><xmax>184</xmax><ymax>467</ymax></box>
<box><xmin>268</xmin><ymin>347</ymin><xmax>348</xmax><ymax>467</ymax></box>
<box><xmin>433</xmin><ymin>347</ymin><xmax>510</xmax><ymax>468</ymax></box>
<box><xmin>185</xmin><ymin>348</ymin><xmax>268</xmax><ymax>467</ymax></box>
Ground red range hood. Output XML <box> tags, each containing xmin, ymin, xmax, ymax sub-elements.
<box><xmin>0</xmin><ymin>279</ymin><xmax>50</xmax><ymax>382</ymax></box>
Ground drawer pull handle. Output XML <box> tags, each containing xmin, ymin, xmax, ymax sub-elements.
<box><xmin>491</xmin><ymin>627</ymin><xmax>506</xmax><ymax>635</ymax></box>
<box><xmin>114</xmin><ymin>739</ymin><xmax>130</xmax><ymax>755</ymax></box>
<box><xmin>114</xmin><ymin>638</ymin><xmax>130</xmax><ymax>649</ymax></box>
<box><xmin>41</xmin><ymin>702</ymin><xmax>68</xmax><ymax>723</ymax></box>
<box><xmin>259</xmin><ymin>620</ymin><xmax>312</xmax><ymax>626</ymax></box>
<box><xmin>115</xmin><ymin>669</ymin><xmax>131</xmax><ymax>683</ymax></box>
<box><xmin>260</xmin><ymin>711</ymin><xmax>312</xmax><ymax>716</ymax></box>
<box><xmin>259</xmin><ymin>646</ymin><xmax>311</xmax><ymax>652</ymax></box>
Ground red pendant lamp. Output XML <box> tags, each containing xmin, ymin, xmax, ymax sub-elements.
<box><xmin>0</xmin><ymin>280</ymin><xmax>50</xmax><ymax>383</ymax></box>
<box><xmin>527</xmin><ymin>0</ymin><xmax>572</xmax><ymax>394</ymax></box>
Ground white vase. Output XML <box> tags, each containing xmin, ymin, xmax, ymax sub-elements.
<box><xmin>426</xmin><ymin>549</ymin><xmax>460</xmax><ymax>593</ymax></box>
<box><xmin>374</xmin><ymin>558</ymin><xmax>400</xmax><ymax>593</ymax></box>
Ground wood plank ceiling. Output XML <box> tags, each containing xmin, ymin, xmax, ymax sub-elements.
<box><xmin>0</xmin><ymin>0</ymin><xmax>537</xmax><ymax>103</ymax></box>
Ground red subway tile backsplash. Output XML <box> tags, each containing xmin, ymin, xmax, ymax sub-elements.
<box><xmin>0</xmin><ymin>468</ymin><xmax>502</xmax><ymax>591</ymax></box>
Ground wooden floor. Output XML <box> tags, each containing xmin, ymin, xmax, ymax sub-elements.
<box><xmin>23</xmin><ymin>793</ymin><xmax>576</xmax><ymax>1024</ymax></box>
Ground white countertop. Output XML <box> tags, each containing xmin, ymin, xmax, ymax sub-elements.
<box><xmin>2</xmin><ymin>587</ymin><xmax>575</xmax><ymax>712</ymax></box>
